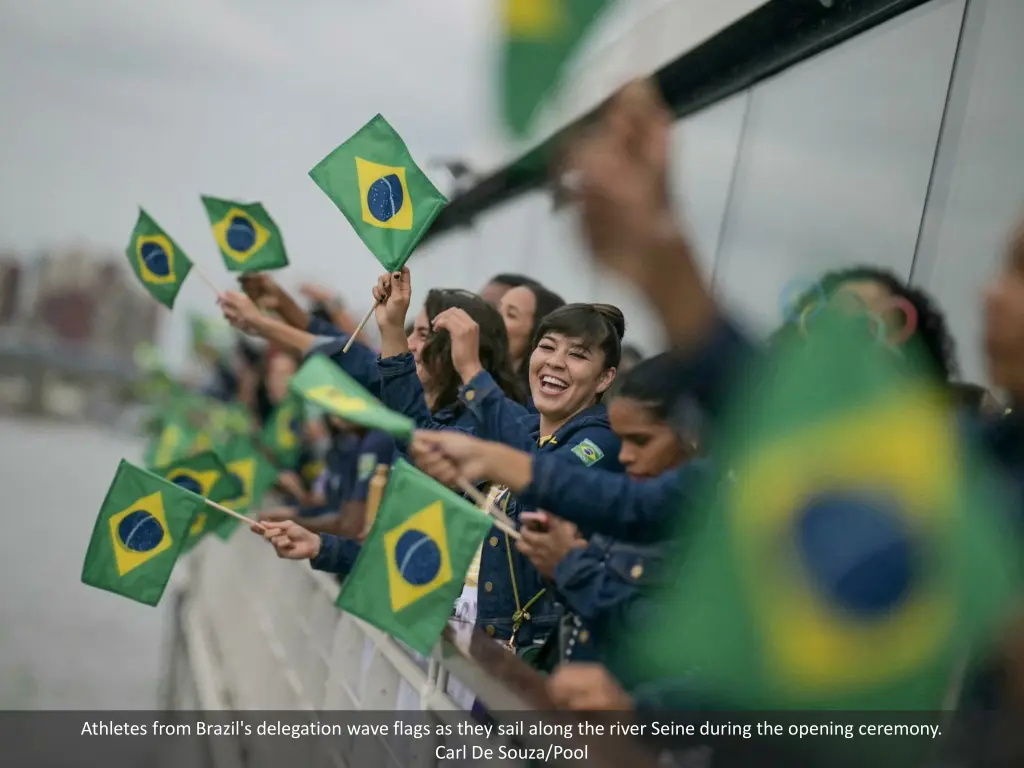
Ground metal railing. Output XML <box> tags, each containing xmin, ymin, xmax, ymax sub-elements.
<box><xmin>164</xmin><ymin>522</ymin><xmax>568</xmax><ymax>768</ymax></box>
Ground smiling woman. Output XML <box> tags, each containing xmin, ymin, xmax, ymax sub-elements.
<box><xmin>529</xmin><ymin>302</ymin><xmax>624</xmax><ymax>437</ymax></box>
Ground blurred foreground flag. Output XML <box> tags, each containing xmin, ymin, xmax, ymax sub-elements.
<box><xmin>290</xmin><ymin>355</ymin><xmax>415</xmax><ymax>439</ymax></box>
<box><xmin>125</xmin><ymin>209</ymin><xmax>193</xmax><ymax>308</ymax></box>
<box><xmin>308</xmin><ymin>115</ymin><xmax>447</xmax><ymax>272</ymax></box>
<box><xmin>201</xmin><ymin>195</ymin><xmax>288</xmax><ymax>272</ymax></box>
<box><xmin>638</xmin><ymin>311</ymin><xmax>1019</xmax><ymax>709</ymax></box>
<box><xmin>211</xmin><ymin>436</ymin><xmax>278</xmax><ymax>539</ymax></box>
<box><xmin>500</xmin><ymin>0</ymin><xmax>614</xmax><ymax>136</ymax></box>
<box><xmin>337</xmin><ymin>460</ymin><xmax>492</xmax><ymax>654</ymax></box>
<box><xmin>153</xmin><ymin>451</ymin><xmax>244</xmax><ymax>551</ymax></box>
<box><xmin>82</xmin><ymin>460</ymin><xmax>203</xmax><ymax>606</ymax></box>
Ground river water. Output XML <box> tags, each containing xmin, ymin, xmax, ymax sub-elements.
<box><xmin>0</xmin><ymin>417</ymin><xmax>165</xmax><ymax>709</ymax></box>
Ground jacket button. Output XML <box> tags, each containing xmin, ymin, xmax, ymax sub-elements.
<box><xmin>579</xmin><ymin>630</ymin><xmax>590</xmax><ymax>644</ymax></box>
<box><xmin>465</xmin><ymin>390</ymin><xmax>476</xmax><ymax>401</ymax></box>
<box><xmin>630</xmin><ymin>564</ymin><xmax>644</xmax><ymax>580</ymax></box>
<box><xmin>485</xmin><ymin>624</ymin><xmax>495</xmax><ymax>636</ymax></box>
<box><xmin>484</xmin><ymin>582</ymin><xmax>493</xmax><ymax>593</ymax></box>
<box><xmin>489</xmin><ymin>536</ymin><xmax>498</xmax><ymax>547</ymax></box>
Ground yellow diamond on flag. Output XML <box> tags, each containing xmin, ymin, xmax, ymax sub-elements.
<box><xmin>108</xmin><ymin>491</ymin><xmax>174</xmax><ymax>577</ymax></box>
<box><xmin>224</xmin><ymin>458</ymin><xmax>255</xmax><ymax>510</ymax></box>
<box><xmin>504</xmin><ymin>0</ymin><xmax>564</xmax><ymax>37</ymax></box>
<box><xmin>165</xmin><ymin>466</ymin><xmax>219</xmax><ymax>498</ymax></box>
<box><xmin>383</xmin><ymin>501</ymin><xmax>453</xmax><ymax>613</ymax></box>
<box><xmin>354</xmin><ymin>157</ymin><xmax>413</xmax><ymax>231</ymax></box>
<box><xmin>306</xmin><ymin>385</ymin><xmax>369</xmax><ymax>415</ymax></box>
<box><xmin>211</xmin><ymin>207</ymin><xmax>272</xmax><ymax>265</ymax></box>
<box><xmin>730</xmin><ymin>392</ymin><xmax>958</xmax><ymax>693</ymax></box>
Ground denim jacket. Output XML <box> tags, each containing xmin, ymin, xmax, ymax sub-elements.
<box><xmin>457</xmin><ymin>370</ymin><xmax>625</xmax><ymax>647</ymax></box>
<box><xmin>311</xmin><ymin>533</ymin><xmax>362</xmax><ymax>577</ymax></box>
<box><xmin>305</xmin><ymin>322</ymin><xmax>383</xmax><ymax>399</ymax></box>
<box><xmin>549</xmin><ymin>534</ymin><xmax>675</xmax><ymax>671</ymax></box>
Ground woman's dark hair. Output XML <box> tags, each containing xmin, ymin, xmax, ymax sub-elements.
<box><xmin>420</xmin><ymin>289</ymin><xmax>525</xmax><ymax>412</ymax></box>
<box><xmin>488</xmin><ymin>273</ymin><xmax>535</xmax><ymax>289</ymax></box>
<box><xmin>611</xmin><ymin>352</ymin><xmax>704</xmax><ymax>440</ymax></box>
<box><xmin>778</xmin><ymin>266</ymin><xmax>957</xmax><ymax>382</ymax></box>
<box><xmin>534</xmin><ymin>302</ymin><xmax>625</xmax><ymax>370</ymax></box>
<box><xmin>519</xmin><ymin>280</ymin><xmax>566</xmax><ymax>347</ymax></box>
<box><xmin>609</xmin><ymin>353</ymin><xmax>679</xmax><ymax>420</ymax></box>
<box><xmin>505</xmin><ymin>278</ymin><xmax>565</xmax><ymax>392</ymax></box>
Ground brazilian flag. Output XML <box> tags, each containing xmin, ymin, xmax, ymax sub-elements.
<box><xmin>212</xmin><ymin>436</ymin><xmax>278</xmax><ymax>539</ymax></box>
<box><xmin>154</xmin><ymin>451</ymin><xmax>244</xmax><ymax>551</ymax></box>
<box><xmin>635</xmin><ymin>311</ymin><xmax>1019</xmax><ymax>713</ymax></box>
<box><xmin>308</xmin><ymin>114</ymin><xmax>447</xmax><ymax>272</ymax></box>
<box><xmin>145</xmin><ymin>417</ymin><xmax>200</xmax><ymax>469</ymax></box>
<box><xmin>125</xmin><ymin>209</ymin><xmax>193</xmax><ymax>308</ymax></box>
<box><xmin>82</xmin><ymin>460</ymin><xmax>203</xmax><ymax>606</ymax></box>
<box><xmin>501</xmin><ymin>0</ymin><xmax>614</xmax><ymax>136</ymax></box>
<box><xmin>337</xmin><ymin>460</ymin><xmax>493</xmax><ymax>654</ymax></box>
<box><xmin>201</xmin><ymin>195</ymin><xmax>288</xmax><ymax>273</ymax></box>
<box><xmin>290</xmin><ymin>355</ymin><xmax>415</xmax><ymax>439</ymax></box>
<box><xmin>260</xmin><ymin>396</ymin><xmax>305</xmax><ymax>468</ymax></box>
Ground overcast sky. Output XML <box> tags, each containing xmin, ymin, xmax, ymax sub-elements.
<box><xmin>0</xmin><ymin>0</ymin><xmax>660</xmax><ymax>366</ymax></box>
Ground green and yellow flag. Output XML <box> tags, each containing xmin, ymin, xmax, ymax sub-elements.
<box><xmin>81</xmin><ymin>460</ymin><xmax>203</xmax><ymax>606</ymax></box>
<box><xmin>145</xmin><ymin>416</ymin><xmax>200</xmax><ymax>469</ymax></box>
<box><xmin>154</xmin><ymin>451</ymin><xmax>245</xmax><ymax>551</ymax></box>
<box><xmin>212</xmin><ymin>436</ymin><xmax>278</xmax><ymax>539</ymax></box>
<box><xmin>501</xmin><ymin>0</ymin><xmax>614</xmax><ymax>136</ymax></box>
<box><xmin>125</xmin><ymin>209</ymin><xmax>193</xmax><ymax>308</ymax></box>
<box><xmin>261</xmin><ymin>396</ymin><xmax>305</xmax><ymax>468</ymax></box>
<box><xmin>309</xmin><ymin>114</ymin><xmax>447</xmax><ymax>272</ymax></box>
<box><xmin>634</xmin><ymin>311</ymin><xmax>1019</xmax><ymax>712</ymax></box>
<box><xmin>201</xmin><ymin>195</ymin><xmax>288</xmax><ymax>272</ymax></box>
<box><xmin>337</xmin><ymin>460</ymin><xmax>493</xmax><ymax>654</ymax></box>
<box><xmin>289</xmin><ymin>355</ymin><xmax>415</xmax><ymax>438</ymax></box>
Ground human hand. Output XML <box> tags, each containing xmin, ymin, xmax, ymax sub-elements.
<box><xmin>258</xmin><ymin>507</ymin><xmax>297</xmax><ymax>523</ymax></box>
<box><xmin>516</xmin><ymin>511</ymin><xmax>585</xmax><ymax>578</ymax></box>
<box><xmin>548</xmin><ymin>663</ymin><xmax>635</xmax><ymax>710</ymax></box>
<box><xmin>299</xmin><ymin>283</ymin><xmax>338</xmax><ymax>306</ymax></box>
<box><xmin>255</xmin><ymin>520</ymin><xmax>322</xmax><ymax>560</ymax></box>
<box><xmin>371</xmin><ymin>266</ymin><xmax>412</xmax><ymax>332</ymax></box>
<box><xmin>409</xmin><ymin>430</ymin><xmax>491</xmax><ymax>487</ymax></box>
<box><xmin>432</xmin><ymin>307</ymin><xmax>483</xmax><ymax>383</ymax></box>
<box><xmin>219</xmin><ymin>290</ymin><xmax>263</xmax><ymax>335</ymax></box>
<box><xmin>238</xmin><ymin>273</ymin><xmax>282</xmax><ymax>312</ymax></box>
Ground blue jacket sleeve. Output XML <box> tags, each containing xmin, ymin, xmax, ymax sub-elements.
<box><xmin>520</xmin><ymin>460</ymin><xmax>712</xmax><ymax>543</ymax></box>
<box><xmin>552</xmin><ymin>536</ymin><xmax>670</xmax><ymax>622</ymax></box>
<box><xmin>376</xmin><ymin>352</ymin><xmax>468</xmax><ymax>432</ymax></box>
<box><xmin>305</xmin><ymin>330</ymin><xmax>383</xmax><ymax>398</ymax></box>
<box><xmin>458</xmin><ymin>370</ymin><xmax>534</xmax><ymax>450</ymax></box>
<box><xmin>310</xmin><ymin>534</ymin><xmax>362</xmax><ymax>577</ymax></box>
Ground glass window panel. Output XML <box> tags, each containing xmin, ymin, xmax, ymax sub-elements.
<box><xmin>911</xmin><ymin>0</ymin><xmax>1024</xmax><ymax>385</ymax></box>
<box><xmin>712</xmin><ymin>0</ymin><xmax>966</xmax><ymax>334</ymax></box>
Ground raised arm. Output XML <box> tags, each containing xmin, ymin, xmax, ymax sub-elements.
<box><xmin>410</xmin><ymin>430</ymin><xmax>711</xmax><ymax>541</ymax></box>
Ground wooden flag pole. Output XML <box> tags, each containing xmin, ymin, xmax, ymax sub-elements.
<box><xmin>191</xmin><ymin>261</ymin><xmax>223</xmax><ymax>297</ymax></box>
<box><xmin>456</xmin><ymin>478</ymin><xmax>521</xmax><ymax>541</ymax></box>
<box><xmin>205</xmin><ymin>498</ymin><xmax>265</xmax><ymax>533</ymax></box>
<box><xmin>342</xmin><ymin>300</ymin><xmax>379</xmax><ymax>354</ymax></box>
